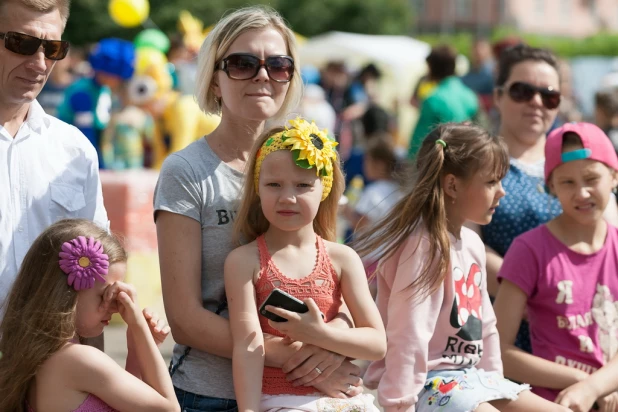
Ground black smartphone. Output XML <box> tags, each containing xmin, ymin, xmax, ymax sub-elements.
<box><xmin>259</xmin><ymin>288</ymin><xmax>308</xmax><ymax>322</ymax></box>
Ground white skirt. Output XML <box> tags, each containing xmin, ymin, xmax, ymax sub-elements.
<box><xmin>261</xmin><ymin>393</ymin><xmax>380</xmax><ymax>412</ymax></box>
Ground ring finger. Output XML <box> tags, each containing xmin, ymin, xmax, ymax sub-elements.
<box><xmin>288</xmin><ymin>353</ymin><xmax>328</xmax><ymax>385</ymax></box>
<box><xmin>291</xmin><ymin>362</ymin><xmax>327</xmax><ymax>387</ymax></box>
<box><xmin>301</xmin><ymin>362</ymin><xmax>338</xmax><ymax>387</ymax></box>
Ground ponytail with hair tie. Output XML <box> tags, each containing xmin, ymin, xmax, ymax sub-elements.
<box><xmin>353</xmin><ymin>123</ymin><xmax>509</xmax><ymax>300</ymax></box>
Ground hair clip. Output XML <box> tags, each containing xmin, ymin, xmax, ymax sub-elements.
<box><xmin>59</xmin><ymin>236</ymin><xmax>109</xmax><ymax>291</ymax></box>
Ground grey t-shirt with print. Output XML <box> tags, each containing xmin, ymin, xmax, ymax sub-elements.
<box><xmin>154</xmin><ymin>138</ymin><xmax>243</xmax><ymax>399</ymax></box>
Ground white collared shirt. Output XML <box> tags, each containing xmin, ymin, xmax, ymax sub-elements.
<box><xmin>0</xmin><ymin>100</ymin><xmax>109</xmax><ymax>310</ymax></box>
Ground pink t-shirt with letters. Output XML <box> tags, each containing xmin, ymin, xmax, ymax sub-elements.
<box><xmin>498</xmin><ymin>224</ymin><xmax>618</xmax><ymax>401</ymax></box>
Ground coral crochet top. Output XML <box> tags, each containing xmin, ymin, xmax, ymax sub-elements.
<box><xmin>255</xmin><ymin>234</ymin><xmax>342</xmax><ymax>395</ymax></box>
<box><xmin>27</xmin><ymin>394</ymin><xmax>117</xmax><ymax>412</ymax></box>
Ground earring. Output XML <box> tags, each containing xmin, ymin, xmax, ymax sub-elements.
<box><xmin>214</xmin><ymin>96</ymin><xmax>222</xmax><ymax>114</ymax></box>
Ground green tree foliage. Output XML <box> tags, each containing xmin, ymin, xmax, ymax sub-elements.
<box><xmin>417</xmin><ymin>28</ymin><xmax>618</xmax><ymax>59</ymax></box>
<box><xmin>63</xmin><ymin>0</ymin><xmax>618</xmax><ymax>58</ymax></box>
<box><xmin>278</xmin><ymin>0</ymin><xmax>412</xmax><ymax>36</ymax></box>
<box><xmin>64</xmin><ymin>0</ymin><xmax>413</xmax><ymax>46</ymax></box>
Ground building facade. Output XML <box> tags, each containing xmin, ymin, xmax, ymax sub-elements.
<box><xmin>414</xmin><ymin>0</ymin><xmax>618</xmax><ymax>37</ymax></box>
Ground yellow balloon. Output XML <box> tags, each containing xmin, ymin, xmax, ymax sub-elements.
<box><xmin>109</xmin><ymin>0</ymin><xmax>149</xmax><ymax>28</ymax></box>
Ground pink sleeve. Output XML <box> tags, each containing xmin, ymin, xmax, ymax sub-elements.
<box><xmin>377</xmin><ymin>237</ymin><xmax>443</xmax><ymax>412</ymax></box>
<box><xmin>477</xmin><ymin>245</ymin><xmax>503</xmax><ymax>374</ymax></box>
<box><xmin>497</xmin><ymin>235</ymin><xmax>540</xmax><ymax>298</ymax></box>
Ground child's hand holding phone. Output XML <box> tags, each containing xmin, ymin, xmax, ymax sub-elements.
<box><xmin>261</xmin><ymin>289</ymin><xmax>327</xmax><ymax>345</ymax></box>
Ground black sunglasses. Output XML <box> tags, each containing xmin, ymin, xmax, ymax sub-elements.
<box><xmin>217</xmin><ymin>53</ymin><xmax>294</xmax><ymax>83</ymax></box>
<box><xmin>0</xmin><ymin>31</ymin><xmax>69</xmax><ymax>61</ymax></box>
<box><xmin>498</xmin><ymin>81</ymin><xmax>561</xmax><ymax>110</ymax></box>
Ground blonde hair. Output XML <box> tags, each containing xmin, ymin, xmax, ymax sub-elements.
<box><xmin>353</xmin><ymin>123</ymin><xmax>508</xmax><ymax>300</ymax></box>
<box><xmin>0</xmin><ymin>219</ymin><xmax>127</xmax><ymax>412</ymax></box>
<box><xmin>195</xmin><ymin>5</ymin><xmax>303</xmax><ymax>120</ymax></box>
<box><xmin>234</xmin><ymin>126</ymin><xmax>344</xmax><ymax>244</ymax></box>
<box><xmin>0</xmin><ymin>0</ymin><xmax>71</xmax><ymax>26</ymax></box>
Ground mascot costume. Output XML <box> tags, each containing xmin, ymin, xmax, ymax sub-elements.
<box><xmin>58</xmin><ymin>38</ymin><xmax>135</xmax><ymax>169</ymax></box>
<box><xmin>128</xmin><ymin>40</ymin><xmax>219</xmax><ymax>169</ymax></box>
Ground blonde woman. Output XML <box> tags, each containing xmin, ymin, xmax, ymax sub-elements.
<box><xmin>154</xmin><ymin>6</ymin><xmax>365</xmax><ymax>410</ymax></box>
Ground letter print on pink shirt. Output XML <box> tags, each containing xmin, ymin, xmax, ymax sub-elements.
<box><xmin>450</xmin><ymin>263</ymin><xmax>483</xmax><ymax>341</ymax></box>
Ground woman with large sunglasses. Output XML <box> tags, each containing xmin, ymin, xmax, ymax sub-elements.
<box><xmin>479</xmin><ymin>45</ymin><xmax>564</xmax><ymax>300</ymax></box>
<box><xmin>153</xmin><ymin>6</ymin><xmax>366</xmax><ymax>411</ymax></box>
<box><xmin>468</xmin><ymin>45</ymin><xmax>563</xmax><ymax>309</ymax></box>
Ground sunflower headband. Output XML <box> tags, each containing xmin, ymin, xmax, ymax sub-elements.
<box><xmin>254</xmin><ymin>118</ymin><xmax>338</xmax><ymax>201</ymax></box>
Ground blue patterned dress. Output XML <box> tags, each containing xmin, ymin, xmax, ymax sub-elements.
<box><xmin>482</xmin><ymin>159</ymin><xmax>562</xmax><ymax>352</ymax></box>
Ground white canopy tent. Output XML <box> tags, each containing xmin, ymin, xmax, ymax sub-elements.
<box><xmin>299</xmin><ymin>31</ymin><xmax>432</xmax><ymax>73</ymax></box>
<box><xmin>298</xmin><ymin>31</ymin><xmax>433</xmax><ymax>146</ymax></box>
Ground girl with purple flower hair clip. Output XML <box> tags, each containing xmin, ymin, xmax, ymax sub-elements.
<box><xmin>0</xmin><ymin>219</ymin><xmax>180</xmax><ymax>412</ymax></box>
<box><xmin>59</xmin><ymin>235</ymin><xmax>110</xmax><ymax>290</ymax></box>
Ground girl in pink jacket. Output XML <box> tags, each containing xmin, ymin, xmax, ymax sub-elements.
<box><xmin>354</xmin><ymin>123</ymin><xmax>567</xmax><ymax>412</ymax></box>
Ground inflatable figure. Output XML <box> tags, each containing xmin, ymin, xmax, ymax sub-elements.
<box><xmin>127</xmin><ymin>47</ymin><xmax>219</xmax><ymax>169</ymax></box>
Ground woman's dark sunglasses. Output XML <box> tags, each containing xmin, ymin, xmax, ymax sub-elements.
<box><xmin>499</xmin><ymin>81</ymin><xmax>561</xmax><ymax>110</ymax></box>
<box><xmin>0</xmin><ymin>31</ymin><xmax>69</xmax><ymax>61</ymax></box>
<box><xmin>217</xmin><ymin>53</ymin><xmax>294</xmax><ymax>83</ymax></box>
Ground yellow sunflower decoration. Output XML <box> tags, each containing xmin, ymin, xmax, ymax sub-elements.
<box><xmin>254</xmin><ymin>118</ymin><xmax>338</xmax><ymax>201</ymax></box>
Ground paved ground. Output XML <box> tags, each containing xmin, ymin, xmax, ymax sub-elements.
<box><xmin>105</xmin><ymin>323</ymin><xmax>382</xmax><ymax>410</ymax></box>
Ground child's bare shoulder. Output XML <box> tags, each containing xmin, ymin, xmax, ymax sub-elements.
<box><xmin>323</xmin><ymin>240</ymin><xmax>362</xmax><ymax>267</ymax></box>
<box><xmin>225</xmin><ymin>241</ymin><xmax>260</xmax><ymax>278</ymax></box>
<box><xmin>227</xmin><ymin>241</ymin><xmax>259</xmax><ymax>261</ymax></box>
<box><xmin>59</xmin><ymin>343</ymin><xmax>110</xmax><ymax>368</ymax></box>
<box><xmin>39</xmin><ymin>343</ymin><xmax>111</xmax><ymax>385</ymax></box>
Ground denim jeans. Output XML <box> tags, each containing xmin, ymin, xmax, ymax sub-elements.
<box><xmin>174</xmin><ymin>387</ymin><xmax>238</xmax><ymax>412</ymax></box>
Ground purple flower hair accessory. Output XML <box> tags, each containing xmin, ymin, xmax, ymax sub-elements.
<box><xmin>59</xmin><ymin>236</ymin><xmax>109</xmax><ymax>291</ymax></box>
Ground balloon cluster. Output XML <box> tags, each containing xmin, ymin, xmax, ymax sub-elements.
<box><xmin>108</xmin><ymin>0</ymin><xmax>169</xmax><ymax>54</ymax></box>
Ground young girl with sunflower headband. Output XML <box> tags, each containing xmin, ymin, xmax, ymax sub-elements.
<box><xmin>225</xmin><ymin>117</ymin><xmax>386</xmax><ymax>411</ymax></box>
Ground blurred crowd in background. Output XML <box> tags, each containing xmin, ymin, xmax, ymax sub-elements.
<box><xmin>44</xmin><ymin>8</ymin><xmax>618</xmax><ymax>245</ymax></box>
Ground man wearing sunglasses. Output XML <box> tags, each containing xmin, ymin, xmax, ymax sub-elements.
<box><xmin>0</xmin><ymin>0</ymin><xmax>109</xmax><ymax>349</ymax></box>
